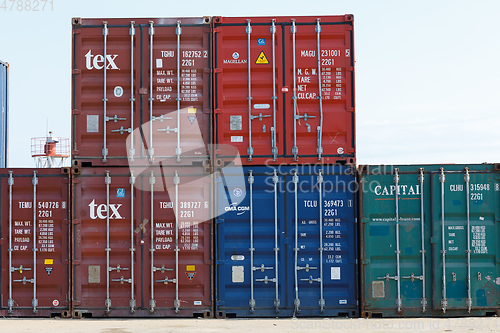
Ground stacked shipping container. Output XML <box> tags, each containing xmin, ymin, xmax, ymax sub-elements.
<box><xmin>215</xmin><ymin>165</ymin><xmax>358</xmax><ymax>317</ymax></box>
<box><xmin>70</xmin><ymin>17</ymin><xmax>214</xmax><ymax>317</ymax></box>
<box><xmin>70</xmin><ymin>14</ymin><xmax>358</xmax><ymax>318</ymax></box>
<box><xmin>359</xmin><ymin>164</ymin><xmax>500</xmax><ymax>317</ymax></box>
<box><xmin>3</xmin><ymin>13</ymin><xmax>496</xmax><ymax>320</ymax></box>
<box><xmin>0</xmin><ymin>168</ymin><xmax>71</xmax><ymax>317</ymax></box>
<box><xmin>213</xmin><ymin>15</ymin><xmax>355</xmax><ymax>165</ymax></box>
<box><xmin>71</xmin><ymin>166</ymin><xmax>212</xmax><ymax>318</ymax></box>
<box><xmin>212</xmin><ymin>15</ymin><xmax>358</xmax><ymax>318</ymax></box>
<box><xmin>72</xmin><ymin>17</ymin><xmax>212</xmax><ymax>168</ymax></box>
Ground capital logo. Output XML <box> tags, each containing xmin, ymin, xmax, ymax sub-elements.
<box><xmin>85</xmin><ymin>50</ymin><xmax>119</xmax><ymax>70</ymax></box>
<box><xmin>89</xmin><ymin>199</ymin><xmax>123</xmax><ymax>219</ymax></box>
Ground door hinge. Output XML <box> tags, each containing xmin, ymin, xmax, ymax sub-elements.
<box><xmin>216</xmin><ymin>260</ymin><xmax>224</xmax><ymax>265</ymax></box>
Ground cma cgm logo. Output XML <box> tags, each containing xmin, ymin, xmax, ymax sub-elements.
<box><xmin>85</xmin><ymin>50</ymin><xmax>119</xmax><ymax>70</ymax></box>
<box><xmin>224</xmin><ymin>202</ymin><xmax>250</xmax><ymax>216</ymax></box>
<box><xmin>89</xmin><ymin>200</ymin><xmax>123</xmax><ymax>219</ymax></box>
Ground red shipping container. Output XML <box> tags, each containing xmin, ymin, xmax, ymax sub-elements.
<box><xmin>213</xmin><ymin>15</ymin><xmax>355</xmax><ymax>165</ymax></box>
<box><xmin>72</xmin><ymin>17</ymin><xmax>212</xmax><ymax>167</ymax></box>
<box><xmin>0</xmin><ymin>168</ymin><xmax>71</xmax><ymax>317</ymax></box>
<box><xmin>71</xmin><ymin>166</ymin><xmax>213</xmax><ymax>317</ymax></box>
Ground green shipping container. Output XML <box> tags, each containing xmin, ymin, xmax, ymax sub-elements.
<box><xmin>359</xmin><ymin>164</ymin><xmax>500</xmax><ymax>318</ymax></box>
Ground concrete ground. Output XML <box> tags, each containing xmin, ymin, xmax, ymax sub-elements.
<box><xmin>0</xmin><ymin>317</ymin><xmax>498</xmax><ymax>333</ymax></box>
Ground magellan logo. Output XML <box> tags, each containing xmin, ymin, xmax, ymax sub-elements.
<box><xmin>89</xmin><ymin>199</ymin><xmax>123</xmax><ymax>219</ymax></box>
<box><xmin>374</xmin><ymin>185</ymin><xmax>421</xmax><ymax>196</ymax></box>
<box><xmin>85</xmin><ymin>50</ymin><xmax>119</xmax><ymax>70</ymax></box>
<box><xmin>224</xmin><ymin>202</ymin><xmax>250</xmax><ymax>215</ymax></box>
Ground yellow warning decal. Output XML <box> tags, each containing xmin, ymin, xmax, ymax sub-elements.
<box><xmin>186</xmin><ymin>265</ymin><xmax>196</xmax><ymax>271</ymax></box>
<box><xmin>44</xmin><ymin>259</ymin><xmax>53</xmax><ymax>265</ymax></box>
<box><xmin>255</xmin><ymin>51</ymin><xmax>269</xmax><ymax>64</ymax></box>
<box><xmin>188</xmin><ymin>108</ymin><xmax>197</xmax><ymax>114</ymax></box>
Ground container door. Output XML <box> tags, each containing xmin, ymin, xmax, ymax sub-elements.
<box><xmin>140</xmin><ymin>19</ymin><xmax>211</xmax><ymax>166</ymax></box>
<box><xmin>214</xmin><ymin>18</ymin><xmax>285</xmax><ymax>165</ymax></box>
<box><xmin>433</xmin><ymin>168</ymin><xmax>500</xmax><ymax>313</ymax></box>
<box><xmin>286</xmin><ymin>169</ymin><xmax>357</xmax><ymax>316</ymax></box>
<box><xmin>360</xmin><ymin>169</ymin><xmax>430</xmax><ymax>316</ymax></box>
<box><xmin>215</xmin><ymin>168</ymin><xmax>286</xmax><ymax>317</ymax></box>
<box><xmin>283</xmin><ymin>16</ymin><xmax>355</xmax><ymax>164</ymax></box>
<box><xmin>72</xmin><ymin>20</ymin><xmax>140</xmax><ymax>165</ymax></box>
<box><xmin>141</xmin><ymin>166</ymin><xmax>212</xmax><ymax>317</ymax></box>
<box><xmin>1</xmin><ymin>170</ymin><xmax>70</xmax><ymax>317</ymax></box>
<box><xmin>72</xmin><ymin>169</ymin><xmax>138</xmax><ymax>317</ymax></box>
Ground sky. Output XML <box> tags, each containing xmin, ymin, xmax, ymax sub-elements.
<box><xmin>0</xmin><ymin>0</ymin><xmax>498</xmax><ymax>167</ymax></box>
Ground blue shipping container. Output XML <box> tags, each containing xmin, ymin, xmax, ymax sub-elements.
<box><xmin>215</xmin><ymin>165</ymin><xmax>358</xmax><ymax>317</ymax></box>
<box><xmin>0</xmin><ymin>61</ymin><xmax>7</xmax><ymax>168</ymax></box>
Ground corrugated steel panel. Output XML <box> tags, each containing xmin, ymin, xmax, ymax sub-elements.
<box><xmin>215</xmin><ymin>165</ymin><xmax>358</xmax><ymax>317</ymax></box>
<box><xmin>359</xmin><ymin>163</ymin><xmax>500</xmax><ymax>317</ymax></box>
<box><xmin>71</xmin><ymin>166</ymin><xmax>213</xmax><ymax>317</ymax></box>
<box><xmin>72</xmin><ymin>17</ymin><xmax>212</xmax><ymax>167</ymax></box>
<box><xmin>213</xmin><ymin>15</ymin><xmax>355</xmax><ymax>165</ymax></box>
<box><xmin>0</xmin><ymin>168</ymin><xmax>71</xmax><ymax>317</ymax></box>
<box><xmin>0</xmin><ymin>61</ymin><xmax>8</xmax><ymax>168</ymax></box>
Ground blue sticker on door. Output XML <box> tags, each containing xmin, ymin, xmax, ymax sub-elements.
<box><xmin>117</xmin><ymin>188</ymin><xmax>125</xmax><ymax>198</ymax></box>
